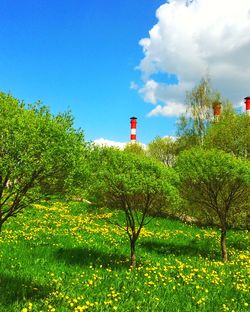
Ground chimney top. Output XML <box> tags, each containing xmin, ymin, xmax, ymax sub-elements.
<box><xmin>130</xmin><ymin>116</ymin><xmax>137</xmax><ymax>120</ymax></box>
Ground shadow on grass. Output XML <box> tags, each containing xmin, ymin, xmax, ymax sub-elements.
<box><xmin>0</xmin><ymin>273</ymin><xmax>50</xmax><ymax>306</ymax></box>
<box><xmin>228</xmin><ymin>240</ymin><xmax>249</xmax><ymax>251</ymax></box>
<box><xmin>140</xmin><ymin>239</ymin><xmax>220</xmax><ymax>260</ymax></box>
<box><xmin>54</xmin><ymin>247</ymin><xmax>129</xmax><ymax>269</ymax></box>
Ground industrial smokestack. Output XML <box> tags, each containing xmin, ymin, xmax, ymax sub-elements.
<box><xmin>130</xmin><ymin>117</ymin><xmax>137</xmax><ymax>143</ymax></box>
<box><xmin>244</xmin><ymin>97</ymin><xmax>250</xmax><ymax>118</ymax></box>
<box><xmin>212</xmin><ymin>101</ymin><xmax>221</xmax><ymax>123</ymax></box>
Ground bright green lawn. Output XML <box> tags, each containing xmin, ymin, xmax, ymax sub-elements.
<box><xmin>0</xmin><ymin>201</ymin><xmax>249</xmax><ymax>312</ymax></box>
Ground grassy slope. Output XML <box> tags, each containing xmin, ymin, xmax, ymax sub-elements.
<box><xmin>0</xmin><ymin>201</ymin><xmax>249</xmax><ymax>312</ymax></box>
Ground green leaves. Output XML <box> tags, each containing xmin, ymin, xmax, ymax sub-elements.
<box><xmin>87</xmin><ymin>146</ymin><xmax>180</xmax><ymax>215</ymax></box>
<box><xmin>204</xmin><ymin>113</ymin><xmax>250</xmax><ymax>158</ymax></box>
<box><xmin>0</xmin><ymin>92</ymin><xmax>85</xmax><ymax>229</ymax></box>
<box><xmin>85</xmin><ymin>146</ymin><xmax>180</xmax><ymax>265</ymax></box>
<box><xmin>176</xmin><ymin>148</ymin><xmax>250</xmax><ymax>260</ymax></box>
<box><xmin>147</xmin><ymin>136</ymin><xmax>177</xmax><ymax>166</ymax></box>
<box><xmin>176</xmin><ymin>148</ymin><xmax>250</xmax><ymax>226</ymax></box>
<box><xmin>177</xmin><ymin>148</ymin><xmax>249</xmax><ymax>183</ymax></box>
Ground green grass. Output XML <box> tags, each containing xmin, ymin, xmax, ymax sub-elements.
<box><xmin>0</xmin><ymin>200</ymin><xmax>249</xmax><ymax>312</ymax></box>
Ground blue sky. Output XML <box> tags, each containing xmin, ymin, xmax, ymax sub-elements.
<box><xmin>0</xmin><ymin>0</ymin><xmax>176</xmax><ymax>144</ymax></box>
<box><xmin>1</xmin><ymin>0</ymin><xmax>249</xmax><ymax>145</ymax></box>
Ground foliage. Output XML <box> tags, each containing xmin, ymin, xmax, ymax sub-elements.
<box><xmin>0</xmin><ymin>200</ymin><xmax>249</xmax><ymax>311</ymax></box>
<box><xmin>179</xmin><ymin>77</ymin><xmax>213</xmax><ymax>144</ymax></box>
<box><xmin>86</xmin><ymin>147</ymin><xmax>180</xmax><ymax>266</ymax></box>
<box><xmin>204</xmin><ymin>112</ymin><xmax>250</xmax><ymax>159</ymax></box>
<box><xmin>177</xmin><ymin>76</ymin><xmax>225</xmax><ymax>146</ymax></box>
<box><xmin>176</xmin><ymin>148</ymin><xmax>250</xmax><ymax>261</ymax></box>
<box><xmin>147</xmin><ymin>136</ymin><xmax>177</xmax><ymax>166</ymax></box>
<box><xmin>0</xmin><ymin>92</ymin><xmax>85</xmax><ymax>231</ymax></box>
<box><xmin>123</xmin><ymin>142</ymin><xmax>146</xmax><ymax>157</ymax></box>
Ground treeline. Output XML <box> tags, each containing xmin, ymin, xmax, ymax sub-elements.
<box><xmin>0</xmin><ymin>78</ymin><xmax>249</xmax><ymax>266</ymax></box>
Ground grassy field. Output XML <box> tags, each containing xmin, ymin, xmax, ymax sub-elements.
<box><xmin>0</xmin><ymin>200</ymin><xmax>249</xmax><ymax>312</ymax></box>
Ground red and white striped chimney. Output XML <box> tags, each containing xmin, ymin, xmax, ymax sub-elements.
<box><xmin>244</xmin><ymin>96</ymin><xmax>250</xmax><ymax>118</ymax></box>
<box><xmin>213</xmin><ymin>101</ymin><xmax>221</xmax><ymax>123</ymax></box>
<box><xmin>130</xmin><ymin>117</ymin><xmax>137</xmax><ymax>143</ymax></box>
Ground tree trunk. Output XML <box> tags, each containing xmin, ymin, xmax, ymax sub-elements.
<box><xmin>220</xmin><ymin>228</ymin><xmax>228</xmax><ymax>262</ymax></box>
<box><xmin>130</xmin><ymin>238</ymin><xmax>137</xmax><ymax>268</ymax></box>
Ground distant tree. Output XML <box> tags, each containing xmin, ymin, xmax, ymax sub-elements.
<box><xmin>175</xmin><ymin>115</ymin><xmax>200</xmax><ymax>153</ymax></box>
<box><xmin>177</xmin><ymin>76</ymin><xmax>221</xmax><ymax>146</ymax></box>
<box><xmin>176</xmin><ymin>148</ymin><xmax>250</xmax><ymax>262</ymax></box>
<box><xmin>147</xmin><ymin>136</ymin><xmax>176</xmax><ymax>166</ymax></box>
<box><xmin>0</xmin><ymin>92</ymin><xmax>85</xmax><ymax>231</ymax></box>
<box><xmin>204</xmin><ymin>112</ymin><xmax>249</xmax><ymax>159</ymax></box>
<box><xmin>87</xmin><ymin>147</ymin><xmax>179</xmax><ymax>267</ymax></box>
<box><xmin>123</xmin><ymin>142</ymin><xmax>146</xmax><ymax>157</ymax></box>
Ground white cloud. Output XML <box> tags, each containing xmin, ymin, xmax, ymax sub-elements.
<box><xmin>139</xmin><ymin>80</ymin><xmax>158</xmax><ymax>104</ymax></box>
<box><xmin>148</xmin><ymin>101</ymin><xmax>186</xmax><ymax>117</ymax></box>
<box><xmin>94</xmin><ymin>138</ymin><xmax>147</xmax><ymax>150</ymax></box>
<box><xmin>138</xmin><ymin>0</ymin><xmax>250</xmax><ymax>117</ymax></box>
<box><xmin>93</xmin><ymin>138</ymin><xmax>127</xmax><ymax>149</ymax></box>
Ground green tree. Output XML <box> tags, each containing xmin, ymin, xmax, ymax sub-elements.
<box><xmin>123</xmin><ymin>142</ymin><xmax>146</xmax><ymax>157</ymax></box>
<box><xmin>147</xmin><ymin>136</ymin><xmax>176</xmax><ymax>166</ymax></box>
<box><xmin>176</xmin><ymin>148</ymin><xmax>250</xmax><ymax>261</ymax></box>
<box><xmin>204</xmin><ymin>112</ymin><xmax>249</xmax><ymax>158</ymax></box>
<box><xmin>87</xmin><ymin>147</ymin><xmax>179</xmax><ymax>267</ymax></box>
<box><xmin>0</xmin><ymin>92</ymin><xmax>85</xmax><ymax>231</ymax></box>
<box><xmin>175</xmin><ymin>115</ymin><xmax>200</xmax><ymax>153</ymax></box>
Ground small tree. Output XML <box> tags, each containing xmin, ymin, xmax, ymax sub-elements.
<box><xmin>0</xmin><ymin>92</ymin><xmax>85</xmax><ymax>231</ymax></box>
<box><xmin>147</xmin><ymin>136</ymin><xmax>176</xmax><ymax>166</ymax></box>
<box><xmin>88</xmin><ymin>147</ymin><xmax>179</xmax><ymax>267</ymax></box>
<box><xmin>176</xmin><ymin>148</ymin><xmax>250</xmax><ymax>261</ymax></box>
<box><xmin>204</xmin><ymin>112</ymin><xmax>249</xmax><ymax>159</ymax></box>
<box><xmin>123</xmin><ymin>142</ymin><xmax>146</xmax><ymax>157</ymax></box>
